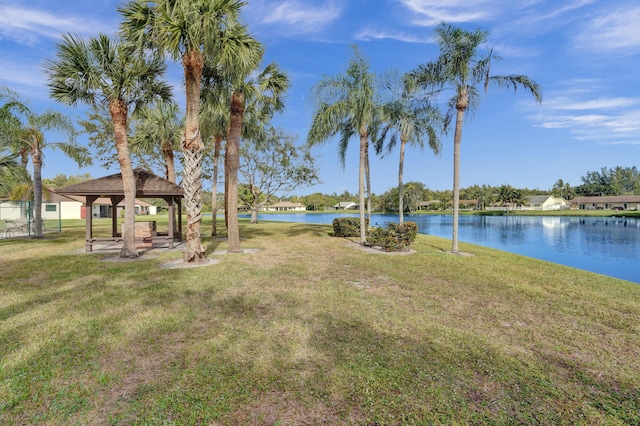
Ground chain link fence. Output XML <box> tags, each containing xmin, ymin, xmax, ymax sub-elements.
<box><xmin>0</xmin><ymin>201</ymin><xmax>62</xmax><ymax>239</ymax></box>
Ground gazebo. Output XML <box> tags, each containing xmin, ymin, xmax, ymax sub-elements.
<box><xmin>55</xmin><ymin>168</ymin><xmax>184</xmax><ymax>252</ymax></box>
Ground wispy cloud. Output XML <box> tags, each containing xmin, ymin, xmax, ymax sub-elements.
<box><xmin>397</xmin><ymin>0</ymin><xmax>499</xmax><ymax>26</ymax></box>
<box><xmin>545</xmin><ymin>97</ymin><xmax>640</xmax><ymax>111</ymax></box>
<box><xmin>536</xmin><ymin>92</ymin><xmax>640</xmax><ymax>145</ymax></box>
<box><xmin>0</xmin><ymin>58</ymin><xmax>45</xmax><ymax>87</ymax></box>
<box><xmin>573</xmin><ymin>4</ymin><xmax>640</xmax><ymax>53</ymax></box>
<box><xmin>248</xmin><ymin>0</ymin><xmax>343</xmax><ymax>36</ymax></box>
<box><xmin>355</xmin><ymin>28</ymin><xmax>432</xmax><ymax>44</ymax></box>
<box><xmin>0</xmin><ymin>5</ymin><xmax>115</xmax><ymax>45</ymax></box>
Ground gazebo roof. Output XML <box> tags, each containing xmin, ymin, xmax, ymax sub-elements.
<box><xmin>55</xmin><ymin>168</ymin><xmax>183</xmax><ymax>198</ymax></box>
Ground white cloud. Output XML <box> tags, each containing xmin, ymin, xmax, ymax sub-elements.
<box><xmin>397</xmin><ymin>0</ymin><xmax>497</xmax><ymax>26</ymax></box>
<box><xmin>573</xmin><ymin>5</ymin><xmax>640</xmax><ymax>53</ymax></box>
<box><xmin>253</xmin><ymin>0</ymin><xmax>343</xmax><ymax>35</ymax></box>
<box><xmin>0</xmin><ymin>5</ymin><xmax>115</xmax><ymax>45</ymax></box>
<box><xmin>535</xmin><ymin>87</ymin><xmax>640</xmax><ymax>145</ymax></box>
<box><xmin>545</xmin><ymin>97</ymin><xmax>640</xmax><ymax>111</ymax></box>
<box><xmin>355</xmin><ymin>28</ymin><xmax>432</xmax><ymax>44</ymax></box>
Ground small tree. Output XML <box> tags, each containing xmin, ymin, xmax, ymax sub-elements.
<box><xmin>239</xmin><ymin>127</ymin><xmax>319</xmax><ymax>223</ymax></box>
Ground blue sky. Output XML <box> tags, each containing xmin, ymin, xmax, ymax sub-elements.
<box><xmin>1</xmin><ymin>0</ymin><xmax>639</xmax><ymax>196</ymax></box>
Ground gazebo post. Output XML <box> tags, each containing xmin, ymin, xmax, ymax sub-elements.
<box><xmin>110</xmin><ymin>196</ymin><xmax>124</xmax><ymax>237</ymax></box>
<box><xmin>177</xmin><ymin>197</ymin><xmax>183</xmax><ymax>238</ymax></box>
<box><xmin>166</xmin><ymin>196</ymin><xmax>175</xmax><ymax>248</ymax></box>
<box><xmin>85</xmin><ymin>195</ymin><xmax>99</xmax><ymax>252</ymax></box>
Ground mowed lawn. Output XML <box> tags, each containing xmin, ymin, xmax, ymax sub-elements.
<box><xmin>1</xmin><ymin>218</ymin><xmax>639</xmax><ymax>425</ymax></box>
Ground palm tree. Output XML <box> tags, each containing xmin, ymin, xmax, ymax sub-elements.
<box><xmin>224</xmin><ymin>57</ymin><xmax>289</xmax><ymax>252</ymax></box>
<box><xmin>199</xmin><ymin>85</ymin><xmax>229</xmax><ymax>237</ymax></box>
<box><xmin>496</xmin><ymin>184</ymin><xmax>515</xmax><ymax>213</ymax></box>
<box><xmin>1</xmin><ymin>89</ymin><xmax>91</xmax><ymax>238</ymax></box>
<box><xmin>376</xmin><ymin>72</ymin><xmax>443</xmax><ymax>224</ymax></box>
<box><xmin>410</xmin><ymin>23</ymin><xmax>542</xmax><ymax>253</ymax></box>
<box><xmin>119</xmin><ymin>0</ymin><xmax>245</xmax><ymax>262</ymax></box>
<box><xmin>131</xmin><ymin>100</ymin><xmax>182</xmax><ymax>183</ymax></box>
<box><xmin>45</xmin><ymin>34</ymin><xmax>172</xmax><ymax>257</ymax></box>
<box><xmin>308</xmin><ymin>46</ymin><xmax>378</xmax><ymax>244</ymax></box>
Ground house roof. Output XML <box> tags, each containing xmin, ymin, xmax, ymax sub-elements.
<box><xmin>333</xmin><ymin>201</ymin><xmax>356</xmax><ymax>208</ymax></box>
<box><xmin>46</xmin><ymin>190</ymin><xmax>83</xmax><ymax>203</ymax></box>
<box><xmin>54</xmin><ymin>168</ymin><xmax>183</xmax><ymax>198</ymax></box>
<box><xmin>270</xmin><ymin>201</ymin><xmax>306</xmax><ymax>208</ymax></box>
<box><xmin>526</xmin><ymin>195</ymin><xmax>554</xmax><ymax>204</ymax></box>
<box><xmin>571</xmin><ymin>195</ymin><xmax>640</xmax><ymax>203</ymax></box>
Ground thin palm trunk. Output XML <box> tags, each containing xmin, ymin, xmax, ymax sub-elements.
<box><xmin>163</xmin><ymin>143</ymin><xmax>176</xmax><ymax>183</ymax></box>
<box><xmin>110</xmin><ymin>100</ymin><xmax>137</xmax><ymax>258</ymax></box>
<box><xmin>451</xmin><ymin>107</ymin><xmax>465</xmax><ymax>254</ymax></box>
<box><xmin>358</xmin><ymin>131</ymin><xmax>367</xmax><ymax>244</ymax></box>
<box><xmin>398</xmin><ymin>136</ymin><xmax>406</xmax><ymax>224</ymax></box>
<box><xmin>31</xmin><ymin>141</ymin><xmax>44</xmax><ymax>238</ymax></box>
<box><xmin>211</xmin><ymin>135</ymin><xmax>222</xmax><ymax>236</ymax></box>
<box><xmin>182</xmin><ymin>50</ymin><xmax>206</xmax><ymax>262</ymax></box>
<box><xmin>365</xmin><ymin>142</ymin><xmax>371</xmax><ymax>231</ymax></box>
<box><xmin>226</xmin><ymin>91</ymin><xmax>243</xmax><ymax>253</ymax></box>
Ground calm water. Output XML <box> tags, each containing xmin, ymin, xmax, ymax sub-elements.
<box><xmin>238</xmin><ymin>213</ymin><xmax>640</xmax><ymax>283</ymax></box>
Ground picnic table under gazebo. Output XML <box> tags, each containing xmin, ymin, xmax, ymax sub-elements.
<box><xmin>55</xmin><ymin>168</ymin><xmax>184</xmax><ymax>252</ymax></box>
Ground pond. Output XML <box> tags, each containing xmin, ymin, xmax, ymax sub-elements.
<box><xmin>238</xmin><ymin>212</ymin><xmax>640</xmax><ymax>284</ymax></box>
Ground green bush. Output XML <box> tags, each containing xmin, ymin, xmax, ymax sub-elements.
<box><xmin>332</xmin><ymin>217</ymin><xmax>369</xmax><ymax>237</ymax></box>
<box><xmin>365</xmin><ymin>221</ymin><xmax>418</xmax><ymax>251</ymax></box>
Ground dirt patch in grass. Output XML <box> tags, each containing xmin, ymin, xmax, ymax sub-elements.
<box><xmin>231</xmin><ymin>389</ymin><xmax>364</xmax><ymax>425</ymax></box>
<box><xmin>348</xmin><ymin>241</ymin><xmax>416</xmax><ymax>255</ymax></box>
<box><xmin>160</xmin><ymin>257</ymin><xmax>220</xmax><ymax>269</ymax></box>
<box><xmin>76</xmin><ymin>330</ymin><xmax>186</xmax><ymax>425</ymax></box>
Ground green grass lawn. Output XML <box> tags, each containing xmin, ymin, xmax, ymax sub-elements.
<box><xmin>1</xmin><ymin>218</ymin><xmax>639</xmax><ymax>424</ymax></box>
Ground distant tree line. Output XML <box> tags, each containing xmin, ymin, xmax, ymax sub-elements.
<box><xmin>291</xmin><ymin>166</ymin><xmax>640</xmax><ymax>212</ymax></box>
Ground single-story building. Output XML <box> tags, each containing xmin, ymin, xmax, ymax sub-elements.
<box><xmin>49</xmin><ymin>190</ymin><xmax>159</xmax><ymax>219</ymax></box>
<box><xmin>332</xmin><ymin>201</ymin><xmax>357</xmax><ymax>210</ymax></box>
<box><xmin>264</xmin><ymin>201</ymin><xmax>307</xmax><ymax>212</ymax></box>
<box><xmin>522</xmin><ymin>195</ymin><xmax>569</xmax><ymax>211</ymax></box>
<box><xmin>570</xmin><ymin>195</ymin><xmax>640</xmax><ymax>211</ymax></box>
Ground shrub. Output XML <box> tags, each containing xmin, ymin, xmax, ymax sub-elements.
<box><xmin>365</xmin><ymin>221</ymin><xmax>418</xmax><ymax>252</ymax></box>
<box><xmin>333</xmin><ymin>217</ymin><xmax>369</xmax><ymax>237</ymax></box>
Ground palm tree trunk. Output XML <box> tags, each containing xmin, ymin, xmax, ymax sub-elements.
<box><xmin>32</xmin><ymin>147</ymin><xmax>43</xmax><ymax>238</ymax></box>
<box><xmin>365</xmin><ymin>141</ymin><xmax>371</xmax><ymax>232</ymax></box>
<box><xmin>163</xmin><ymin>143</ymin><xmax>176</xmax><ymax>183</ymax></box>
<box><xmin>398</xmin><ymin>137</ymin><xmax>406</xmax><ymax>225</ymax></box>
<box><xmin>211</xmin><ymin>135</ymin><xmax>222</xmax><ymax>237</ymax></box>
<box><xmin>226</xmin><ymin>91</ymin><xmax>244</xmax><ymax>253</ymax></box>
<box><xmin>182</xmin><ymin>50</ymin><xmax>206</xmax><ymax>263</ymax></box>
<box><xmin>451</xmin><ymin>107</ymin><xmax>465</xmax><ymax>254</ymax></box>
<box><xmin>358</xmin><ymin>131</ymin><xmax>367</xmax><ymax>244</ymax></box>
<box><xmin>109</xmin><ymin>99</ymin><xmax>138</xmax><ymax>258</ymax></box>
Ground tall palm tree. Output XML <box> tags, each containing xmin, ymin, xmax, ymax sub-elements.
<box><xmin>131</xmin><ymin>100</ymin><xmax>182</xmax><ymax>183</ymax></box>
<box><xmin>224</xmin><ymin>56</ymin><xmax>289</xmax><ymax>252</ymax></box>
<box><xmin>119</xmin><ymin>0</ymin><xmax>245</xmax><ymax>263</ymax></box>
<box><xmin>45</xmin><ymin>34</ymin><xmax>172</xmax><ymax>257</ymax></box>
<box><xmin>308</xmin><ymin>46</ymin><xmax>378</xmax><ymax>244</ymax></box>
<box><xmin>410</xmin><ymin>23</ymin><xmax>542</xmax><ymax>253</ymax></box>
<box><xmin>199</xmin><ymin>84</ymin><xmax>229</xmax><ymax>237</ymax></box>
<box><xmin>1</xmin><ymin>89</ymin><xmax>91</xmax><ymax>237</ymax></box>
<box><xmin>377</xmin><ymin>72</ymin><xmax>443</xmax><ymax>224</ymax></box>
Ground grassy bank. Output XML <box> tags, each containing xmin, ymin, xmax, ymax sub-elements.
<box><xmin>1</xmin><ymin>220</ymin><xmax>639</xmax><ymax>424</ymax></box>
